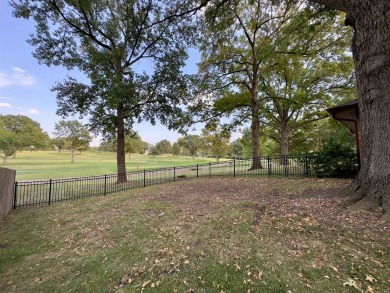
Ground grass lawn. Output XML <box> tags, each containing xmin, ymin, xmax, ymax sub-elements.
<box><xmin>4</xmin><ymin>150</ymin><xmax>219</xmax><ymax>181</ymax></box>
<box><xmin>1</xmin><ymin>177</ymin><xmax>389</xmax><ymax>292</ymax></box>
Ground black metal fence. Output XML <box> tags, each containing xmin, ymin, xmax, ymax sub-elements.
<box><xmin>13</xmin><ymin>153</ymin><xmax>358</xmax><ymax>208</ymax></box>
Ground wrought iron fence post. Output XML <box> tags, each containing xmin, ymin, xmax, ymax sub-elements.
<box><xmin>209</xmin><ymin>162</ymin><xmax>211</xmax><ymax>177</ymax></box>
<box><xmin>305</xmin><ymin>153</ymin><xmax>309</xmax><ymax>177</ymax></box>
<box><xmin>104</xmin><ymin>174</ymin><xmax>107</xmax><ymax>195</ymax></box>
<box><xmin>268</xmin><ymin>156</ymin><xmax>271</xmax><ymax>177</ymax></box>
<box><xmin>174</xmin><ymin>167</ymin><xmax>176</xmax><ymax>182</ymax></box>
<box><xmin>13</xmin><ymin>181</ymin><xmax>18</xmax><ymax>209</ymax></box>
<box><xmin>144</xmin><ymin>169</ymin><xmax>146</xmax><ymax>187</ymax></box>
<box><xmin>48</xmin><ymin>179</ymin><xmax>52</xmax><ymax>205</ymax></box>
<box><xmin>233</xmin><ymin>158</ymin><xmax>236</xmax><ymax>177</ymax></box>
<box><xmin>284</xmin><ymin>155</ymin><xmax>288</xmax><ymax>177</ymax></box>
<box><xmin>197</xmin><ymin>164</ymin><xmax>199</xmax><ymax>178</ymax></box>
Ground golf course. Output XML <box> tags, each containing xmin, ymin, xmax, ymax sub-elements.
<box><xmin>5</xmin><ymin>151</ymin><xmax>219</xmax><ymax>181</ymax></box>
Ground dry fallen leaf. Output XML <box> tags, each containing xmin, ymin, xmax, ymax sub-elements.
<box><xmin>367</xmin><ymin>285</ymin><xmax>375</xmax><ymax>293</ymax></box>
<box><xmin>329</xmin><ymin>265</ymin><xmax>339</xmax><ymax>273</ymax></box>
<box><xmin>366</xmin><ymin>275</ymin><xmax>377</xmax><ymax>283</ymax></box>
<box><xmin>256</xmin><ymin>269</ymin><xmax>263</xmax><ymax>280</ymax></box>
<box><xmin>343</xmin><ymin>278</ymin><xmax>363</xmax><ymax>293</ymax></box>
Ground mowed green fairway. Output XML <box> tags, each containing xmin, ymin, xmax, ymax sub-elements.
<box><xmin>5</xmin><ymin>151</ymin><xmax>219</xmax><ymax>181</ymax></box>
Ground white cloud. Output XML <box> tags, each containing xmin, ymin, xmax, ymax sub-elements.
<box><xmin>0</xmin><ymin>102</ymin><xmax>11</xmax><ymax>107</ymax></box>
<box><xmin>0</xmin><ymin>68</ymin><xmax>36</xmax><ymax>88</ymax></box>
<box><xmin>27</xmin><ymin>108</ymin><xmax>40</xmax><ymax>115</ymax></box>
<box><xmin>12</xmin><ymin>67</ymin><xmax>36</xmax><ymax>86</ymax></box>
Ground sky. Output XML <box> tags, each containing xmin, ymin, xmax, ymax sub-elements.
<box><xmin>0</xmin><ymin>2</ymin><xmax>208</xmax><ymax>146</ymax></box>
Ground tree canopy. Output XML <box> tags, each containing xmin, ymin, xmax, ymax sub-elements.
<box><xmin>192</xmin><ymin>0</ymin><xmax>352</xmax><ymax>169</ymax></box>
<box><xmin>53</xmin><ymin>120</ymin><xmax>92</xmax><ymax>163</ymax></box>
<box><xmin>11</xmin><ymin>0</ymin><xmax>196</xmax><ymax>182</ymax></box>
<box><xmin>0</xmin><ymin>114</ymin><xmax>50</xmax><ymax>157</ymax></box>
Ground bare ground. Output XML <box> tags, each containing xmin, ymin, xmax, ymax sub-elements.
<box><xmin>133</xmin><ymin>177</ymin><xmax>388</xmax><ymax>234</ymax></box>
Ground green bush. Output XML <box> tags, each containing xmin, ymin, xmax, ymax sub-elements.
<box><xmin>312</xmin><ymin>139</ymin><xmax>358</xmax><ymax>178</ymax></box>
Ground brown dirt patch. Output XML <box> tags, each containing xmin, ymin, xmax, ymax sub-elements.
<box><xmin>127</xmin><ymin>177</ymin><xmax>388</xmax><ymax>234</ymax></box>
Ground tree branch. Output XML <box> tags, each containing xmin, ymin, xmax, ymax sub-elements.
<box><xmin>308</xmin><ymin>0</ymin><xmax>347</xmax><ymax>12</ymax></box>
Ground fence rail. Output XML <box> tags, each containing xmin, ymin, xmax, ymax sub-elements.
<box><xmin>14</xmin><ymin>153</ymin><xmax>358</xmax><ymax>208</ymax></box>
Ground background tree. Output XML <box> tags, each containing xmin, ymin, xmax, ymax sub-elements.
<box><xmin>12</xmin><ymin>0</ymin><xmax>195</xmax><ymax>183</ymax></box>
<box><xmin>125</xmin><ymin>133</ymin><xmax>144</xmax><ymax>159</ymax></box>
<box><xmin>148</xmin><ymin>146</ymin><xmax>160</xmax><ymax>157</ymax></box>
<box><xmin>200</xmin><ymin>123</ymin><xmax>230</xmax><ymax>162</ymax></box>
<box><xmin>260</xmin><ymin>15</ymin><xmax>355</xmax><ymax>160</ymax></box>
<box><xmin>51</xmin><ymin>137</ymin><xmax>66</xmax><ymax>153</ymax></box>
<box><xmin>0</xmin><ymin>127</ymin><xmax>15</xmax><ymax>165</ymax></box>
<box><xmin>172</xmin><ymin>142</ymin><xmax>181</xmax><ymax>156</ymax></box>
<box><xmin>239</xmin><ymin>127</ymin><xmax>279</xmax><ymax>158</ymax></box>
<box><xmin>195</xmin><ymin>0</ymin><xmax>346</xmax><ymax>170</ymax></box>
<box><xmin>308</xmin><ymin>0</ymin><xmax>390</xmax><ymax>218</ymax></box>
<box><xmin>227</xmin><ymin>139</ymin><xmax>243</xmax><ymax>158</ymax></box>
<box><xmin>0</xmin><ymin>114</ymin><xmax>50</xmax><ymax>158</ymax></box>
<box><xmin>178</xmin><ymin>135</ymin><xmax>200</xmax><ymax>159</ymax></box>
<box><xmin>155</xmin><ymin>139</ymin><xmax>172</xmax><ymax>154</ymax></box>
<box><xmin>53</xmin><ymin>120</ymin><xmax>92</xmax><ymax>163</ymax></box>
<box><xmin>98</xmin><ymin>140</ymin><xmax>116</xmax><ymax>153</ymax></box>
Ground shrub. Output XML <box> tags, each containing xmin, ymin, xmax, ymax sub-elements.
<box><xmin>312</xmin><ymin>139</ymin><xmax>358</xmax><ymax>178</ymax></box>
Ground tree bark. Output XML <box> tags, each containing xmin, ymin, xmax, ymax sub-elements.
<box><xmin>346</xmin><ymin>0</ymin><xmax>390</xmax><ymax>217</ymax></box>
<box><xmin>311</xmin><ymin>0</ymin><xmax>390</xmax><ymax>218</ymax></box>
<box><xmin>280</xmin><ymin>120</ymin><xmax>289</xmax><ymax>165</ymax></box>
<box><xmin>71</xmin><ymin>147</ymin><xmax>74</xmax><ymax>163</ymax></box>
<box><xmin>117</xmin><ymin>103</ymin><xmax>127</xmax><ymax>183</ymax></box>
<box><xmin>249</xmin><ymin>99</ymin><xmax>263</xmax><ymax>170</ymax></box>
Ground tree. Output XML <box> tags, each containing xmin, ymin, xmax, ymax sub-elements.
<box><xmin>200</xmin><ymin>123</ymin><xmax>230</xmax><ymax>162</ymax></box>
<box><xmin>195</xmin><ymin>0</ymin><xmax>344</xmax><ymax>170</ymax></box>
<box><xmin>155</xmin><ymin>139</ymin><xmax>172</xmax><ymax>154</ymax></box>
<box><xmin>172</xmin><ymin>142</ymin><xmax>181</xmax><ymax>156</ymax></box>
<box><xmin>285</xmin><ymin>117</ymin><xmax>356</xmax><ymax>154</ymax></box>
<box><xmin>308</xmin><ymin>1</ymin><xmax>390</xmax><ymax>218</ymax></box>
<box><xmin>53</xmin><ymin>120</ymin><xmax>92</xmax><ymax>163</ymax></box>
<box><xmin>125</xmin><ymin>133</ymin><xmax>144</xmax><ymax>159</ymax></box>
<box><xmin>98</xmin><ymin>140</ymin><xmax>116</xmax><ymax>153</ymax></box>
<box><xmin>239</xmin><ymin>127</ymin><xmax>279</xmax><ymax>157</ymax></box>
<box><xmin>260</xmin><ymin>11</ymin><xmax>355</xmax><ymax>160</ymax></box>
<box><xmin>0</xmin><ymin>114</ymin><xmax>50</xmax><ymax>158</ymax></box>
<box><xmin>228</xmin><ymin>139</ymin><xmax>243</xmax><ymax>158</ymax></box>
<box><xmin>0</xmin><ymin>128</ymin><xmax>15</xmax><ymax>165</ymax></box>
<box><xmin>178</xmin><ymin>135</ymin><xmax>200</xmax><ymax>159</ymax></box>
<box><xmin>51</xmin><ymin>137</ymin><xmax>66</xmax><ymax>153</ymax></box>
<box><xmin>11</xmin><ymin>0</ymin><xmax>195</xmax><ymax>183</ymax></box>
<box><xmin>148</xmin><ymin>146</ymin><xmax>160</xmax><ymax>157</ymax></box>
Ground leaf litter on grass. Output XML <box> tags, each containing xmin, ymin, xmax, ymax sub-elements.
<box><xmin>1</xmin><ymin>177</ymin><xmax>389</xmax><ymax>292</ymax></box>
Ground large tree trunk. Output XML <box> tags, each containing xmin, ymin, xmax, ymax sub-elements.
<box><xmin>280</xmin><ymin>119</ymin><xmax>289</xmax><ymax>165</ymax></box>
<box><xmin>346</xmin><ymin>0</ymin><xmax>390</xmax><ymax>217</ymax></box>
<box><xmin>309</xmin><ymin>0</ymin><xmax>390</xmax><ymax>219</ymax></box>
<box><xmin>249</xmin><ymin>100</ymin><xmax>263</xmax><ymax>170</ymax></box>
<box><xmin>117</xmin><ymin>103</ymin><xmax>127</xmax><ymax>183</ymax></box>
<box><xmin>310</xmin><ymin>0</ymin><xmax>390</xmax><ymax>219</ymax></box>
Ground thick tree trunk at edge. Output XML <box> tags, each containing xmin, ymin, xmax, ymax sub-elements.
<box><xmin>117</xmin><ymin>103</ymin><xmax>127</xmax><ymax>183</ymax></box>
<box><xmin>344</xmin><ymin>1</ymin><xmax>390</xmax><ymax>219</ymax></box>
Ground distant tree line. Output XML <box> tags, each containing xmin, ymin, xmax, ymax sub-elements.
<box><xmin>0</xmin><ymin>114</ymin><xmax>91</xmax><ymax>164</ymax></box>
